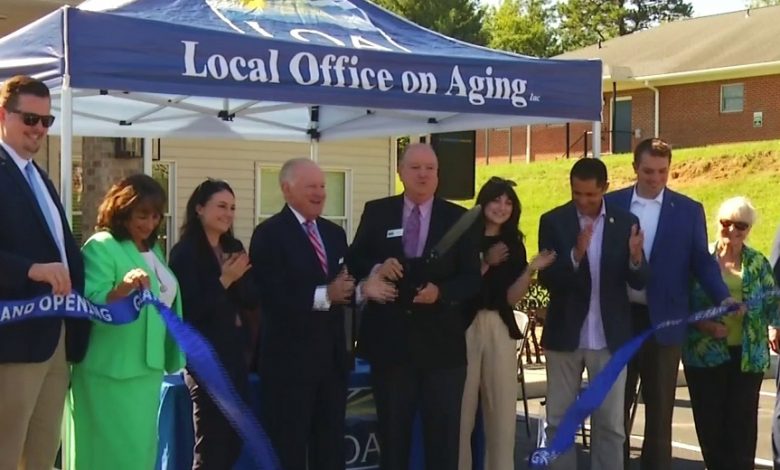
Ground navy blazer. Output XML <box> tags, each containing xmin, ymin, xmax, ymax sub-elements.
<box><xmin>249</xmin><ymin>205</ymin><xmax>350</xmax><ymax>380</ymax></box>
<box><xmin>0</xmin><ymin>146</ymin><xmax>89</xmax><ymax>363</ymax></box>
<box><xmin>346</xmin><ymin>195</ymin><xmax>481</xmax><ymax>370</ymax></box>
<box><xmin>605</xmin><ymin>186</ymin><xmax>729</xmax><ymax>345</ymax></box>
<box><xmin>538</xmin><ymin>200</ymin><xmax>648</xmax><ymax>353</ymax></box>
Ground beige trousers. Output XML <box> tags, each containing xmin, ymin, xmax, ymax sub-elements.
<box><xmin>0</xmin><ymin>326</ymin><xmax>69</xmax><ymax>470</ymax></box>
<box><xmin>544</xmin><ymin>348</ymin><xmax>626</xmax><ymax>470</ymax></box>
<box><xmin>459</xmin><ymin>310</ymin><xmax>519</xmax><ymax>470</ymax></box>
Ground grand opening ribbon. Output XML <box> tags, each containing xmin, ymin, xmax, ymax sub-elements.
<box><xmin>0</xmin><ymin>291</ymin><xmax>142</xmax><ymax>326</ymax></box>
<box><xmin>529</xmin><ymin>289</ymin><xmax>780</xmax><ymax>467</ymax></box>
<box><xmin>0</xmin><ymin>290</ymin><xmax>280</xmax><ymax>470</ymax></box>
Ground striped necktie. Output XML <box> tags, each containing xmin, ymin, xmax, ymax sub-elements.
<box><xmin>304</xmin><ymin>220</ymin><xmax>328</xmax><ymax>275</ymax></box>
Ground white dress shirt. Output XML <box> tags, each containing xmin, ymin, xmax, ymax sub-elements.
<box><xmin>573</xmin><ymin>201</ymin><xmax>608</xmax><ymax>350</ymax></box>
<box><xmin>1</xmin><ymin>141</ymin><xmax>69</xmax><ymax>268</ymax></box>
<box><xmin>289</xmin><ymin>206</ymin><xmax>332</xmax><ymax>311</ymax></box>
<box><xmin>628</xmin><ymin>187</ymin><xmax>664</xmax><ymax>305</ymax></box>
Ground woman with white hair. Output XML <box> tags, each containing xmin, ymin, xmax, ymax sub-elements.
<box><xmin>682</xmin><ymin>196</ymin><xmax>779</xmax><ymax>470</ymax></box>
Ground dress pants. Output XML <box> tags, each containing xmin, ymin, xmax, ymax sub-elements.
<box><xmin>260</xmin><ymin>368</ymin><xmax>347</xmax><ymax>470</ymax></box>
<box><xmin>185</xmin><ymin>366</ymin><xmax>248</xmax><ymax>470</ymax></box>
<box><xmin>685</xmin><ymin>347</ymin><xmax>763</xmax><ymax>470</ymax></box>
<box><xmin>459</xmin><ymin>310</ymin><xmax>518</xmax><ymax>470</ymax></box>
<box><xmin>545</xmin><ymin>348</ymin><xmax>626</xmax><ymax>470</ymax></box>
<box><xmin>623</xmin><ymin>303</ymin><xmax>681</xmax><ymax>470</ymax></box>
<box><xmin>0</xmin><ymin>326</ymin><xmax>68</xmax><ymax>470</ymax></box>
<box><xmin>372</xmin><ymin>364</ymin><xmax>467</xmax><ymax>470</ymax></box>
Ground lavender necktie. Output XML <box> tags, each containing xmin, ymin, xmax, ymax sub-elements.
<box><xmin>403</xmin><ymin>204</ymin><xmax>421</xmax><ymax>258</ymax></box>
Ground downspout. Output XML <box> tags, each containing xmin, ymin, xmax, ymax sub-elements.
<box><xmin>644</xmin><ymin>80</ymin><xmax>660</xmax><ymax>137</ymax></box>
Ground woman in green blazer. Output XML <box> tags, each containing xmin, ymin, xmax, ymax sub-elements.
<box><xmin>63</xmin><ymin>174</ymin><xmax>185</xmax><ymax>470</ymax></box>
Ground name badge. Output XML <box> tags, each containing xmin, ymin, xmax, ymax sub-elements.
<box><xmin>386</xmin><ymin>228</ymin><xmax>403</xmax><ymax>238</ymax></box>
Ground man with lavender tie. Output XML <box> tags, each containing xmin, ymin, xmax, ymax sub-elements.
<box><xmin>347</xmin><ymin>143</ymin><xmax>482</xmax><ymax>470</ymax></box>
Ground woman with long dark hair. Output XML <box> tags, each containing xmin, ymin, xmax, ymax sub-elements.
<box><xmin>458</xmin><ymin>177</ymin><xmax>555</xmax><ymax>470</ymax></box>
<box><xmin>169</xmin><ymin>178</ymin><xmax>257</xmax><ymax>470</ymax></box>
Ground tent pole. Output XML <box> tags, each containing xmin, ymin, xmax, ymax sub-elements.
<box><xmin>592</xmin><ymin>121</ymin><xmax>601</xmax><ymax>159</ymax></box>
<box><xmin>61</xmin><ymin>78</ymin><xmax>73</xmax><ymax>224</ymax></box>
<box><xmin>143</xmin><ymin>138</ymin><xmax>153</xmax><ymax>175</ymax></box>
<box><xmin>310</xmin><ymin>140</ymin><xmax>319</xmax><ymax>162</ymax></box>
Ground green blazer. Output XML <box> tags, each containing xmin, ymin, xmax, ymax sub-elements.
<box><xmin>78</xmin><ymin>231</ymin><xmax>185</xmax><ymax>379</ymax></box>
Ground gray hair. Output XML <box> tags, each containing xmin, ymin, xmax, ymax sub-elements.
<box><xmin>279</xmin><ymin>158</ymin><xmax>317</xmax><ymax>186</ymax></box>
<box><xmin>398</xmin><ymin>142</ymin><xmax>437</xmax><ymax>166</ymax></box>
<box><xmin>716</xmin><ymin>196</ymin><xmax>757</xmax><ymax>227</ymax></box>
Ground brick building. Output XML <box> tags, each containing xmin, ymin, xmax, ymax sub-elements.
<box><xmin>477</xmin><ymin>5</ymin><xmax>780</xmax><ymax>164</ymax></box>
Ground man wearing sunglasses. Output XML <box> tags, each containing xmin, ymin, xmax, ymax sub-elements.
<box><xmin>605</xmin><ymin>138</ymin><xmax>733</xmax><ymax>470</ymax></box>
<box><xmin>0</xmin><ymin>75</ymin><xmax>89</xmax><ymax>470</ymax></box>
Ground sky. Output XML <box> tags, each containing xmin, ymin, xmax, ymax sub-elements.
<box><xmin>479</xmin><ymin>0</ymin><xmax>750</xmax><ymax>18</ymax></box>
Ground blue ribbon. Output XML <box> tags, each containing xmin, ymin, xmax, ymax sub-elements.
<box><xmin>529</xmin><ymin>289</ymin><xmax>780</xmax><ymax>467</ymax></box>
<box><xmin>0</xmin><ymin>289</ymin><xmax>280</xmax><ymax>470</ymax></box>
<box><xmin>131</xmin><ymin>292</ymin><xmax>281</xmax><ymax>470</ymax></box>
<box><xmin>0</xmin><ymin>291</ymin><xmax>142</xmax><ymax>326</ymax></box>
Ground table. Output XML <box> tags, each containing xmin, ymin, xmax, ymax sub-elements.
<box><xmin>156</xmin><ymin>361</ymin><xmax>482</xmax><ymax>469</ymax></box>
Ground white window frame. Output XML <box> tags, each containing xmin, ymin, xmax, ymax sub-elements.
<box><xmin>720</xmin><ymin>83</ymin><xmax>744</xmax><ymax>113</ymax></box>
<box><xmin>153</xmin><ymin>160</ymin><xmax>177</xmax><ymax>256</ymax></box>
<box><xmin>254</xmin><ymin>163</ymin><xmax>352</xmax><ymax>235</ymax></box>
<box><xmin>71</xmin><ymin>154</ymin><xmax>84</xmax><ymax>243</ymax></box>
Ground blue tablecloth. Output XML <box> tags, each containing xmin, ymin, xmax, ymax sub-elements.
<box><xmin>156</xmin><ymin>360</ymin><xmax>482</xmax><ymax>470</ymax></box>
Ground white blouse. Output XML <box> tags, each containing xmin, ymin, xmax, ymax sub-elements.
<box><xmin>140</xmin><ymin>251</ymin><xmax>177</xmax><ymax>308</ymax></box>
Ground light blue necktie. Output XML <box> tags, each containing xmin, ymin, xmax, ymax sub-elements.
<box><xmin>24</xmin><ymin>162</ymin><xmax>58</xmax><ymax>242</ymax></box>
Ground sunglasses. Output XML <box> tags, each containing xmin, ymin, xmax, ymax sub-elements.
<box><xmin>720</xmin><ymin>219</ymin><xmax>749</xmax><ymax>231</ymax></box>
<box><xmin>6</xmin><ymin>109</ymin><xmax>56</xmax><ymax>128</ymax></box>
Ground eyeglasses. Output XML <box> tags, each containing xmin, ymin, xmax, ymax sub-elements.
<box><xmin>720</xmin><ymin>219</ymin><xmax>749</xmax><ymax>231</ymax></box>
<box><xmin>6</xmin><ymin>109</ymin><xmax>55</xmax><ymax>128</ymax></box>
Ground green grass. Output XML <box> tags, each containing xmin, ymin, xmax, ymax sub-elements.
<box><xmin>400</xmin><ymin>140</ymin><xmax>780</xmax><ymax>257</ymax></box>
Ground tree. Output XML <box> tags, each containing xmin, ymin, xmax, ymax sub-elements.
<box><xmin>373</xmin><ymin>0</ymin><xmax>487</xmax><ymax>45</ymax></box>
<box><xmin>747</xmin><ymin>0</ymin><xmax>780</xmax><ymax>7</ymax></box>
<box><xmin>557</xmin><ymin>0</ymin><xmax>693</xmax><ymax>51</ymax></box>
<box><xmin>622</xmin><ymin>0</ymin><xmax>693</xmax><ymax>35</ymax></box>
<box><xmin>484</xmin><ymin>0</ymin><xmax>561</xmax><ymax>57</ymax></box>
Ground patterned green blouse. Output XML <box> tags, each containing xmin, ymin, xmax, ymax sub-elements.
<box><xmin>682</xmin><ymin>243</ymin><xmax>780</xmax><ymax>373</ymax></box>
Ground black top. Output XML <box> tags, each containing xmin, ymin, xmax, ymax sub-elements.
<box><xmin>169</xmin><ymin>235</ymin><xmax>257</xmax><ymax>380</ymax></box>
<box><xmin>464</xmin><ymin>234</ymin><xmax>527</xmax><ymax>339</ymax></box>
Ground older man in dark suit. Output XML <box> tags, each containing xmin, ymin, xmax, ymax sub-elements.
<box><xmin>347</xmin><ymin>143</ymin><xmax>481</xmax><ymax>470</ymax></box>
<box><xmin>538</xmin><ymin>157</ymin><xmax>647</xmax><ymax>470</ymax></box>
<box><xmin>0</xmin><ymin>75</ymin><xmax>89</xmax><ymax>469</ymax></box>
<box><xmin>250</xmin><ymin>158</ymin><xmax>355</xmax><ymax>470</ymax></box>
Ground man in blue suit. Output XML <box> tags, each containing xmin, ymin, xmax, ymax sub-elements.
<box><xmin>0</xmin><ymin>75</ymin><xmax>89</xmax><ymax>469</ymax></box>
<box><xmin>605</xmin><ymin>138</ymin><xmax>731</xmax><ymax>470</ymax></box>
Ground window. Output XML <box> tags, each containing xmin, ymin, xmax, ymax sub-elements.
<box><xmin>72</xmin><ymin>158</ymin><xmax>83</xmax><ymax>244</ymax></box>
<box><xmin>721</xmin><ymin>84</ymin><xmax>744</xmax><ymax>113</ymax></box>
<box><xmin>152</xmin><ymin>161</ymin><xmax>176</xmax><ymax>256</ymax></box>
<box><xmin>256</xmin><ymin>166</ymin><xmax>350</xmax><ymax>232</ymax></box>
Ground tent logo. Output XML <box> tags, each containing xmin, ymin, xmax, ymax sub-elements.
<box><xmin>206</xmin><ymin>0</ymin><xmax>411</xmax><ymax>52</ymax></box>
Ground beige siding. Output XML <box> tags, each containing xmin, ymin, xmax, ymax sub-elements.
<box><xmin>158</xmin><ymin>138</ymin><xmax>392</xmax><ymax>245</ymax></box>
<box><xmin>45</xmin><ymin>137</ymin><xmax>392</xmax><ymax>246</ymax></box>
